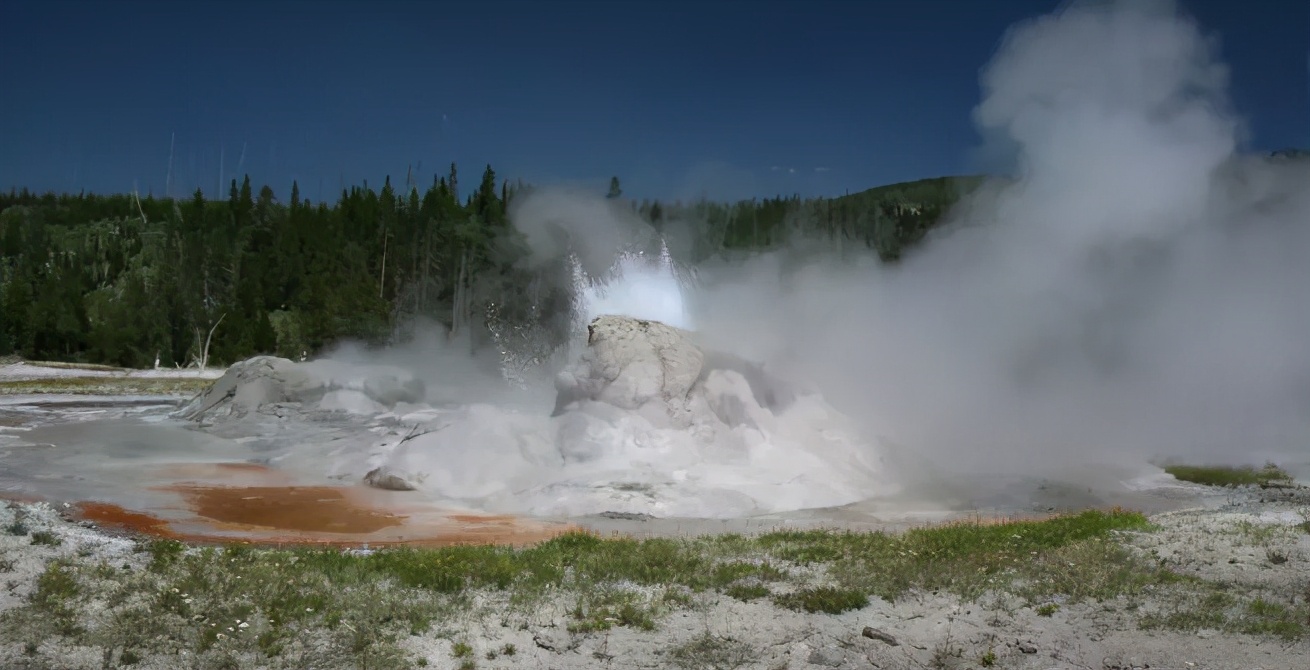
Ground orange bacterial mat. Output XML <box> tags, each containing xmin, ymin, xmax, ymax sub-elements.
<box><xmin>62</xmin><ymin>461</ymin><xmax>578</xmax><ymax>548</ymax></box>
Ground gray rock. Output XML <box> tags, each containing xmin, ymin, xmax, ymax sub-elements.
<box><xmin>861</xmin><ymin>626</ymin><xmax>899</xmax><ymax>646</ymax></box>
<box><xmin>363</xmin><ymin>467</ymin><xmax>416</xmax><ymax>491</ymax></box>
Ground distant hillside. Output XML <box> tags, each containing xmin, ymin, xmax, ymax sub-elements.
<box><xmin>823</xmin><ymin>175</ymin><xmax>988</xmax><ymax>261</ymax></box>
<box><xmin>835</xmin><ymin>175</ymin><xmax>987</xmax><ymax>206</ymax></box>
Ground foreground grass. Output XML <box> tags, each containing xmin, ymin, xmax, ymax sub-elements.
<box><xmin>1</xmin><ymin>509</ymin><xmax>1303</xmax><ymax>668</ymax></box>
<box><xmin>1163</xmin><ymin>462</ymin><xmax>1294</xmax><ymax>488</ymax></box>
<box><xmin>0</xmin><ymin>376</ymin><xmax>213</xmax><ymax>396</ymax></box>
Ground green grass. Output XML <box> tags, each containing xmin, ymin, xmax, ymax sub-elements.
<box><xmin>1163</xmin><ymin>462</ymin><xmax>1294</xmax><ymax>488</ymax></box>
<box><xmin>3</xmin><ymin>508</ymin><xmax>1302</xmax><ymax>669</ymax></box>
<box><xmin>772</xmin><ymin>586</ymin><xmax>869</xmax><ymax>614</ymax></box>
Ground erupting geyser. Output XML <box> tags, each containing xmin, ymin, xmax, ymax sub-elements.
<box><xmin>177</xmin><ymin>312</ymin><xmax>900</xmax><ymax>519</ymax></box>
<box><xmin>577</xmin><ymin>245</ymin><xmax>694</xmax><ymax>332</ymax></box>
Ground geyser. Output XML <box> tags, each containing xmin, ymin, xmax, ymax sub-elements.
<box><xmin>577</xmin><ymin>245</ymin><xmax>693</xmax><ymax>331</ymax></box>
<box><xmin>175</xmin><ymin>315</ymin><xmax>900</xmax><ymax>519</ymax></box>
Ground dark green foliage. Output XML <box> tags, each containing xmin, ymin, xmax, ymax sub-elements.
<box><xmin>0</xmin><ymin>171</ymin><xmax>977</xmax><ymax>368</ymax></box>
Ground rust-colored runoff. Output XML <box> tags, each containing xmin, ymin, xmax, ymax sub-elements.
<box><xmin>167</xmin><ymin>485</ymin><xmax>404</xmax><ymax>534</ymax></box>
<box><xmin>57</xmin><ymin>461</ymin><xmax>581</xmax><ymax>549</ymax></box>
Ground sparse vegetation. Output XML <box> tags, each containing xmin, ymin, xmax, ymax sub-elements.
<box><xmin>1</xmin><ymin>507</ymin><xmax>1306</xmax><ymax>668</ymax></box>
<box><xmin>1139</xmin><ymin>586</ymin><xmax>1309</xmax><ymax>641</ymax></box>
<box><xmin>1163</xmin><ymin>462</ymin><xmax>1294</xmax><ymax>488</ymax></box>
<box><xmin>28</xmin><ymin>530</ymin><xmax>61</xmax><ymax>546</ymax></box>
<box><xmin>669</xmin><ymin>631</ymin><xmax>757</xmax><ymax>670</ymax></box>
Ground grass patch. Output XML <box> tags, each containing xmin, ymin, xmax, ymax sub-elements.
<box><xmin>1163</xmin><ymin>462</ymin><xmax>1294</xmax><ymax>488</ymax></box>
<box><xmin>773</xmin><ymin>586</ymin><xmax>868</xmax><ymax>614</ymax></box>
<box><xmin>723</xmin><ymin>583</ymin><xmax>771</xmax><ymax>601</ymax></box>
<box><xmin>783</xmin><ymin>509</ymin><xmax>1154</xmax><ymax>603</ymax></box>
<box><xmin>566</xmin><ymin>587</ymin><xmax>659</xmax><ymax>633</ymax></box>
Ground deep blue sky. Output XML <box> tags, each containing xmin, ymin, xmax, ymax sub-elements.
<box><xmin>2</xmin><ymin>0</ymin><xmax>1306</xmax><ymax>202</ymax></box>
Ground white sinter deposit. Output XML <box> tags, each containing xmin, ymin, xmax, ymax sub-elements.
<box><xmin>180</xmin><ymin>315</ymin><xmax>899</xmax><ymax>518</ymax></box>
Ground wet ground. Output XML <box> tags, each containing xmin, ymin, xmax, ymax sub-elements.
<box><xmin>0</xmin><ymin>393</ymin><xmax>1259</xmax><ymax>548</ymax></box>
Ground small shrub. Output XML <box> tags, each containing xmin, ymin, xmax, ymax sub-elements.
<box><xmin>144</xmin><ymin>539</ymin><xmax>185</xmax><ymax>571</ymax></box>
<box><xmin>4</xmin><ymin>521</ymin><xmax>29</xmax><ymax>536</ymax></box>
<box><xmin>29</xmin><ymin>530</ymin><xmax>60</xmax><ymax>546</ymax></box>
<box><xmin>1036</xmin><ymin>602</ymin><xmax>1059</xmax><ymax>616</ymax></box>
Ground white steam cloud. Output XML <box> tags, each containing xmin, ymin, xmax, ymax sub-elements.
<box><xmin>687</xmin><ymin>0</ymin><xmax>1310</xmax><ymax>476</ymax></box>
<box><xmin>296</xmin><ymin>0</ymin><xmax>1310</xmax><ymax>515</ymax></box>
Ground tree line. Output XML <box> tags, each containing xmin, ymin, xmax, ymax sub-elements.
<box><xmin>0</xmin><ymin>164</ymin><xmax>978</xmax><ymax>369</ymax></box>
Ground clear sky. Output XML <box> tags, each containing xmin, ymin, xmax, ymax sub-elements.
<box><xmin>1</xmin><ymin>0</ymin><xmax>1306</xmax><ymax>202</ymax></box>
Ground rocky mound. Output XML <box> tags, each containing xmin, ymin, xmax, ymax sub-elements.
<box><xmin>375</xmin><ymin>315</ymin><xmax>899</xmax><ymax>517</ymax></box>
<box><xmin>176</xmin><ymin>355</ymin><xmax>426</xmax><ymax>421</ymax></box>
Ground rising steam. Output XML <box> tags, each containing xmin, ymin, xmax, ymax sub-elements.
<box><xmin>250</xmin><ymin>0</ymin><xmax>1310</xmax><ymax>514</ymax></box>
<box><xmin>688</xmin><ymin>0</ymin><xmax>1310</xmax><ymax>475</ymax></box>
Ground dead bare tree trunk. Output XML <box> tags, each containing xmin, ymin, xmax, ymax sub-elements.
<box><xmin>192</xmin><ymin>313</ymin><xmax>226</xmax><ymax>371</ymax></box>
<box><xmin>379</xmin><ymin>227</ymin><xmax>388</xmax><ymax>299</ymax></box>
<box><xmin>451</xmin><ymin>248</ymin><xmax>469</xmax><ymax>337</ymax></box>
